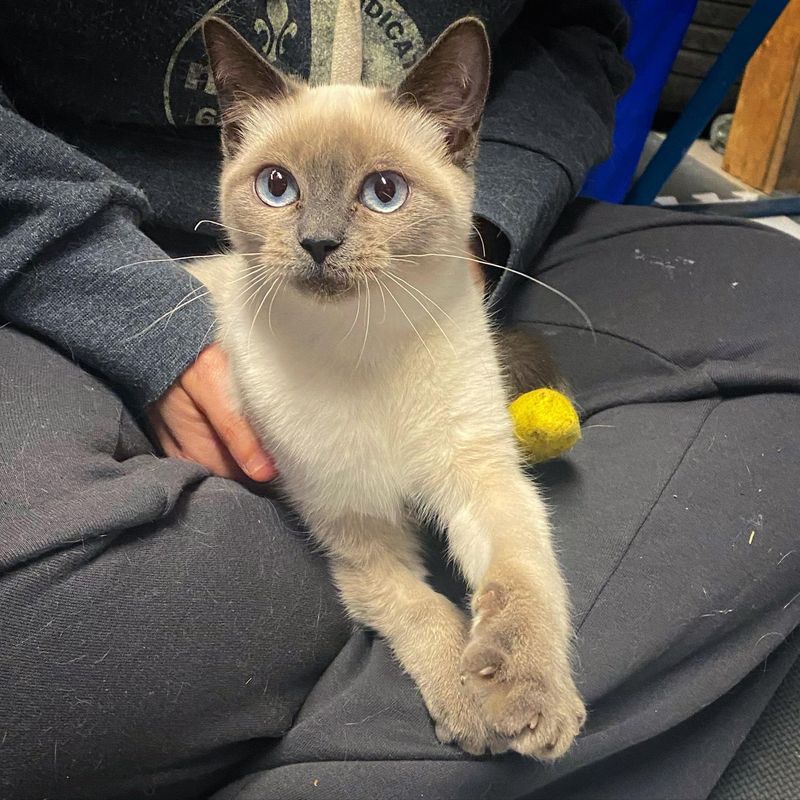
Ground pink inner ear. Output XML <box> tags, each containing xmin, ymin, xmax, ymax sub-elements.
<box><xmin>204</xmin><ymin>19</ymin><xmax>292</xmax><ymax>109</ymax></box>
<box><xmin>395</xmin><ymin>18</ymin><xmax>490</xmax><ymax>152</ymax></box>
<box><xmin>203</xmin><ymin>18</ymin><xmax>296</xmax><ymax>153</ymax></box>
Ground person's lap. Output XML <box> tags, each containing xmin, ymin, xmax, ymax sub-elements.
<box><xmin>1</xmin><ymin>200</ymin><xmax>798</xmax><ymax>800</ymax></box>
<box><xmin>213</xmin><ymin>201</ymin><xmax>800</xmax><ymax>799</ymax></box>
<box><xmin>0</xmin><ymin>330</ymin><xmax>349</xmax><ymax>800</ymax></box>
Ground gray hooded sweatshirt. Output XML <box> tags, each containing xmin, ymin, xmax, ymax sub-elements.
<box><xmin>0</xmin><ymin>0</ymin><xmax>631</xmax><ymax>410</ymax></box>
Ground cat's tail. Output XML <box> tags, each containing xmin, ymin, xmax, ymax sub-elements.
<box><xmin>494</xmin><ymin>326</ymin><xmax>571</xmax><ymax>400</ymax></box>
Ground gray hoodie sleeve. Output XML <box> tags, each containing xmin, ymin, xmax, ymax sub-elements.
<box><xmin>474</xmin><ymin>0</ymin><xmax>632</xmax><ymax>299</ymax></box>
<box><xmin>0</xmin><ymin>95</ymin><xmax>215</xmax><ymax>411</ymax></box>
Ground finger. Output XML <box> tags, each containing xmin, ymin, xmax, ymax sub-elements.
<box><xmin>182</xmin><ymin>350</ymin><xmax>277</xmax><ymax>481</ymax></box>
<box><xmin>202</xmin><ymin>406</ymin><xmax>276</xmax><ymax>482</ymax></box>
<box><xmin>182</xmin><ymin>427</ymin><xmax>246</xmax><ymax>481</ymax></box>
<box><xmin>148</xmin><ymin>411</ymin><xmax>182</xmax><ymax>458</ymax></box>
<box><xmin>156</xmin><ymin>384</ymin><xmax>249</xmax><ymax>480</ymax></box>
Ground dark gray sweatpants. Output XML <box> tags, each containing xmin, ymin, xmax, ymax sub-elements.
<box><xmin>1</xmin><ymin>200</ymin><xmax>798</xmax><ymax>800</ymax></box>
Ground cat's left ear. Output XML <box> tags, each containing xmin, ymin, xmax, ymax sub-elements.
<box><xmin>203</xmin><ymin>18</ymin><xmax>298</xmax><ymax>155</ymax></box>
<box><xmin>396</xmin><ymin>17</ymin><xmax>491</xmax><ymax>168</ymax></box>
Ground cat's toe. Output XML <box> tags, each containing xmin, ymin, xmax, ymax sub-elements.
<box><xmin>507</xmin><ymin>687</ymin><xmax>586</xmax><ymax>760</ymax></box>
<box><xmin>429</xmin><ymin>686</ymin><xmax>509</xmax><ymax>756</ymax></box>
<box><xmin>462</xmin><ymin>645</ymin><xmax>585</xmax><ymax>758</ymax></box>
<box><xmin>461</xmin><ymin>585</ymin><xmax>585</xmax><ymax>760</ymax></box>
<box><xmin>434</xmin><ymin>718</ymin><xmax>489</xmax><ymax>756</ymax></box>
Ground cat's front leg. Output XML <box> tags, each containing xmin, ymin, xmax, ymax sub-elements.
<box><xmin>312</xmin><ymin>511</ymin><xmax>502</xmax><ymax>755</ymax></box>
<box><xmin>433</xmin><ymin>464</ymin><xmax>586</xmax><ymax>759</ymax></box>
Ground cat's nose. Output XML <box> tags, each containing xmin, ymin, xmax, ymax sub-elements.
<box><xmin>300</xmin><ymin>237</ymin><xmax>342</xmax><ymax>265</ymax></box>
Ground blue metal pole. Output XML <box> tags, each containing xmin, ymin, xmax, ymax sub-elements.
<box><xmin>625</xmin><ymin>0</ymin><xmax>790</xmax><ymax>205</ymax></box>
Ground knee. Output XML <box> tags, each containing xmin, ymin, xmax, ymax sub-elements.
<box><xmin>0</xmin><ymin>487</ymin><xmax>349</xmax><ymax>799</ymax></box>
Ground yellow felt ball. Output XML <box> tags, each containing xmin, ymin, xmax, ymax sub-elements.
<box><xmin>508</xmin><ymin>388</ymin><xmax>581</xmax><ymax>463</ymax></box>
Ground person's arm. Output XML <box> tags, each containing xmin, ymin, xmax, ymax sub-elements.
<box><xmin>474</xmin><ymin>1</ymin><xmax>632</xmax><ymax>298</ymax></box>
<box><xmin>0</xmin><ymin>93</ymin><xmax>275</xmax><ymax>481</ymax></box>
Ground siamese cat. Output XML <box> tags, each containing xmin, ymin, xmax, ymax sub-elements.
<box><xmin>194</xmin><ymin>16</ymin><xmax>585</xmax><ymax>758</ymax></box>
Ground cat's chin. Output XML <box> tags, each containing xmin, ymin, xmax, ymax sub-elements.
<box><xmin>292</xmin><ymin>273</ymin><xmax>355</xmax><ymax>303</ymax></box>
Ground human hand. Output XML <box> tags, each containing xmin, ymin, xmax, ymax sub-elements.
<box><xmin>148</xmin><ymin>343</ymin><xmax>277</xmax><ymax>482</ymax></box>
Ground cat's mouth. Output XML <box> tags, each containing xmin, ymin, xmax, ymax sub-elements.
<box><xmin>293</xmin><ymin>263</ymin><xmax>354</xmax><ymax>300</ymax></box>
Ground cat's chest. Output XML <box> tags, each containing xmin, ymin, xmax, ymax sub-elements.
<box><xmin>235</xmin><ymin>354</ymin><xmax>431</xmax><ymax>515</ymax></box>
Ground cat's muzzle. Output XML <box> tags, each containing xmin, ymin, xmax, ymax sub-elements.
<box><xmin>294</xmin><ymin>261</ymin><xmax>353</xmax><ymax>299</ymax></box>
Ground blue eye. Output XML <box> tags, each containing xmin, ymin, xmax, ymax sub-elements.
<box><xmin>360</xmin><ymin>171</ymin><xmax>408</xmax><ymax>213</ymax></box>
<box><xmin>255</xmin><ymin>166</ymin><xmax>299</xmax><ymax>207</ymax></box>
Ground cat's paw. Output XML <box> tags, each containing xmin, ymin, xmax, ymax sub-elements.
<box><xmin>427</xmin><ymin>683</ymin><xmax>505</xmax><ymax>756</ymax></box>
<box><xmin>460</xmin><ymin>584</ymin><xmax>586</xmax><ymax>760</ymax></box>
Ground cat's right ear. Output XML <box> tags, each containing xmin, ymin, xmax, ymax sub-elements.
<box><xmin>203</xmin><ymin>18</ymin><xmax>297</xmax><ymax>155</ymax></box>
<box><xmin>395</xmin><ymin>17</ymin><xmax>491</xmax><ymax>168</ymax></box>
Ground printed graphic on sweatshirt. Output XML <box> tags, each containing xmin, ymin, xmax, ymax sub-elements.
<box><xmin>163</xmin><ymin>0</ymin><xmax>423</xmax><ymax>127</ymax></box>
<box><xmin>307</xmin><ymin>0</ymin><xmax>423</xmax><ymax>85</ymax></box>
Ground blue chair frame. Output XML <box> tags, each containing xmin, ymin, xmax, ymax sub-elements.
<box><xmin>625</xmin><ymin>0</ymin><xmax>794</xmax><ymax>209</ymax></box>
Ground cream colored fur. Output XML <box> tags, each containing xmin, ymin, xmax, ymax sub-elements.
<box><xmin>193</xmin><ymin>24</ymin><xmax>586</xmax><ymax>758</ymax></box>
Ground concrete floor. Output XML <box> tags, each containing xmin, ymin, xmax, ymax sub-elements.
<box><xmin>638</xmin><ymin>134</ymin><xmax>800</xmax><ymax>241</ymax></box>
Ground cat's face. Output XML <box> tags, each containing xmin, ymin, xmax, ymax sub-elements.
<box><xmin>218</xmin><ymin>84</ymin><xmax>474</xmax><ymax>299</ymax></box>
<box><xmin>204</xmin><ymin>18</ymin><xmax>490</xmax><ymax>302</ymax></box>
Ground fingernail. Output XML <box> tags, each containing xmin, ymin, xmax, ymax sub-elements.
<box><xmin>244</xmin><ymin>455</ymin><xmax>276</xmax><ymax>481</ymax></box>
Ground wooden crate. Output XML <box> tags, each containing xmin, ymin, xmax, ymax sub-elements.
<box><xmin>723</xmin><ymin>0</ymin><xmax>800</xmax><ymax>192</ymax></box>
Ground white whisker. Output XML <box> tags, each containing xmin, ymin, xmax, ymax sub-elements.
<box><xmin>228</xmin><ymin>263</ymin><xmax>275</xmax><ymax>284</ymax></box>
<box><xmin>267</xmin><ymin>274</ymin><xmax>286</xmax><ymax>336</ymax></box>
<box><xmin>383</xmin><ymin>272</ymin><xmax>455</xmax><ymax>354</ymax></box>
<box><xmin>231</xmin><ymin>267</ymin><xmax>268</xmax><ymax>294</ymax></box>
<box><xmin>247</xmin><ymin>273</ymin><xmax>282</xmax><ymax>351</ymax></box>
<box><xmin>470</xmin><ymin>222</ymin><xmax>486</xmax><ymax>259</ymax></box>
<box><xmin>386</xmin><ymin>270</ymin><xmax>457</xmax><ymax>328</ymax></box>
<box><xmin>112</xmin><ymin>251</ymin><xmax>263</xmax><ymax>274</ymax></box>
<box><xmin>194</xmin><ymin>219</ymin><xmax>270</xmax><ymax>242</ymax></box>
<box><xmin>132</xmin><ymin>287</ymin><xmax>210</xmax><ymax>338</ymax></box>
<box><xmin>391</xmin><ymin>251</ymin><xmax>596</xmax><ymax>341</ymax></box>
<box><xmin>236</xmin><ymin>271</ymin><xmax>274</xmax><ymax>309</ymax></box>
<box><xmin>356</xmin><ymin>277</ymin><xmax>372</xmax><ymax>370</ymax></box>
<box><xmin>381</xmin><ymin>279</ymin><xmax>434</xmax><ymax>361</ymax></box>
<box><xmin>370</xmin><ymin>273</ymin><xmax>388</xmax><ymax>324</ymax></box>
<box><xmin>199</xmin><ymin>318</ymin><xmax>218</xmax><ymax>351</ymax></box>
<box><xmin>377</xmin><ymin>217</ymin><xmax>425</xmax><ymax>249</ymax></box>
<box><xmin>342</xmin><ymin>279</ymin><xmax>362</xmax><ymax>343</ymax></box>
